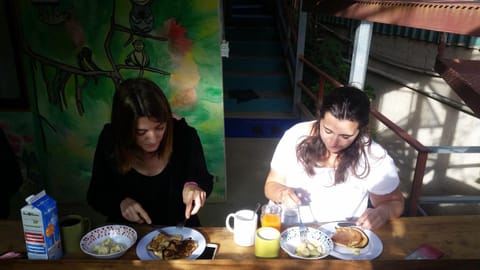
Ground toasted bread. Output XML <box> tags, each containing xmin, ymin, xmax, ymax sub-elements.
<box><xmin>331</xmin><ymin>227</ymin><xmax>369</xmax><ymax>249</ymax></box>
<box><xmin>147</xmin><ymin>232</ymin><xmax>197</xmax><ymax>260</ymax></box>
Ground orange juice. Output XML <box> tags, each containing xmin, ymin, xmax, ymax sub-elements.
<box><xmin>261</xmin><ymin>213</ymin><xmax>281</xmax><ymax>231</ymax></box>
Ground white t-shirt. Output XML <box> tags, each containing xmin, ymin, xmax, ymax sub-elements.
<box><xmin>270</xmin><ymin>121</ymin><xmax>400</xmax><ymax>223</ymax></box>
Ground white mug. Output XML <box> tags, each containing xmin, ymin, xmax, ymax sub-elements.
<box><xmin>225</xmin><ymin>209</ymin><xmax>258</xmax><ymax>246</ymax></box>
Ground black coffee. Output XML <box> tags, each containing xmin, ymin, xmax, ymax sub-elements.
<box><xmin>60</xmin><ymin>218</ymin><xmax>81</xmax><ymax>227</ymax></box>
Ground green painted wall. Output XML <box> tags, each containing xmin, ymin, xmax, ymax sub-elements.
<box><xmin>1</xmin><ymin>0</ymin><xmax>225</xmax><ymax>206</ymax></box>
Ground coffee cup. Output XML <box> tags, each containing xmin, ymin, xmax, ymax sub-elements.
<box><xmin>255</xmin><ymin>227</ymin><xmax>280</xmax><ymax>258</ymax></box>
<box><xmin>225</xmin><ymin>209</ymin><xmax>257</xmax><ymax>246</ymax></box>
<box><xmin>59</xmin><ymin>214</ymin><xmax>91</xmax><ymax>255</ymax></box>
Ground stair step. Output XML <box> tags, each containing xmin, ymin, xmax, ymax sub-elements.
<box><xmin>223</xmin><ymin>56</ymin><xmax>285</xmax><ymax>72</ymax></box>
<box><xmin>224</xmin><ymin>72</ymin><xmax>290</xmax><ymax>91</ymax></box>
<box><xmin>231</xmin><ymin>5</ymin><xmax>269</xmax><ymax>15</ymax></box>
<box><xmin>225</xmin><ymin>111</ymin><xmax>296</xmax><ymax>119</ymax></box>
<box><xmin>224</xmin><ymin>117</ymin><xmax>299</xmax><ymax>138</ymax></box>
<box><xmin>230</xmin><ymin>0</ymin><xmax>272</xmax><ymax>4</ymax></box>
<box><xmin>227</xmin><ymin>16</ymin><xmax>275</xmax><ymax>27</ymax></box>
<box><xmin>224</xmin><ymin>97</ymin><xmax>292</xmax><ymax>113</ymax></box>
<box><xmin>225</xmin><ymin>26</ymin><xmax>278</xmax><ymax>41</ymax></box>
<box><xmin>225</xmin><ymin>89</ymin><xmax>291</xmax><ymax>99</ymax></box>
<box><xmin>228</xmin><ymin>41</ymin><xmax>283</xmax><ymax>56</ymax></box>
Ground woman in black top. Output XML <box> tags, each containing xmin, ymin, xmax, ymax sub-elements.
<box><xmin>87</xmin><ymin>78</ymin><xmax>213</xmax><ymax>227</ymax></box>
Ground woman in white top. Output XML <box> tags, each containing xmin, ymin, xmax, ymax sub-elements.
<box><xmin>264</xmin><ymin>86</ymin><xmax>404</xmax><ymax>230</ymax></box>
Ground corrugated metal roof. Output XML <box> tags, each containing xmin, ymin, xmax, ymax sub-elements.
<box><xmin>304</xmin><ymin>0</ymin><xmax>480</xmax><ymax>36</ymax></box>
<box><xmin>304</xmin><ymin>0</ymin><xmax>480</xmax><ymax>116</ymax></box>
<box><xmin>319</xmin><ymin>15</ymin><xmax>480</xmax><ymax>48</ymax></box>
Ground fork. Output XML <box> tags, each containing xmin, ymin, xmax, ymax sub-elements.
<box><xmin>177</xmin><ymin>218</ymin><xmax>187</xmax><ymax>231</ymax></box>
<box><xmin>297</xmin><ymin>206</ymin><xmax>307</xmax><ymax>242</ymax></box>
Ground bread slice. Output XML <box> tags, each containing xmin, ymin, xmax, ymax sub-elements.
<box><xmin>331</xmin><ymin>227</ymin><xmax>369</xmax><ymax>248</ymax></box>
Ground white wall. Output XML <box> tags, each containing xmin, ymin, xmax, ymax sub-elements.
<box><xmin>365</xmin><ymin>35</ymin><xmax>480</xmax><ymax>201</ymax></box>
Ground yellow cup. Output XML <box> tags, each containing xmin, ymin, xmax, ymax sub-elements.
<box><xmin>255</xmin><ymin>227</ymin><xmax>280</xmax><ymax>258</ymax></box>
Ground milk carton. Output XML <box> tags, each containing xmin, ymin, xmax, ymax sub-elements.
<box><xmin>21</xmin><ymin>190</ymin><xmax>63</xmax><ymax>259</ymax></box>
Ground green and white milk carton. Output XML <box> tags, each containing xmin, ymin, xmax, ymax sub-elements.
<box><xmin>21</xmin><ymin>190</ymin><xmax>63</xmax><ymax>259</ymax></box>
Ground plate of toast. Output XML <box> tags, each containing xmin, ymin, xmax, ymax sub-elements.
<box><xmin>136</xmin><ymin>226</ymin><xmax>206</xmax><ymax>260</ymax></box>
<box><xmin>319</xmin><ymin>222</ymin><xmax>383</xmax><ymax>260</ymax></box>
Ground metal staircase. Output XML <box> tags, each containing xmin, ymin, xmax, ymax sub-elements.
<box><xmin>222</xmin><ymin>0</ymin><xmax>299</xmax><ymax>138</ymax></box>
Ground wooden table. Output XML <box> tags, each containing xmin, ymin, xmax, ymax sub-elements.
<box><xmin>1</xmin><ymin>215</ymin><xmax>479</xmax><ymax>269</ymax></box>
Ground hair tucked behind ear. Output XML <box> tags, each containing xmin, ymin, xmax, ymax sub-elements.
<box><xmin>296</xmin><ymin>86</ymin><xmax>372</xmax><ymax>183</ymax></box>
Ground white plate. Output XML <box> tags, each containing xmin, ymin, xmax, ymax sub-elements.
<box><xmin>136</xmin><ymin>226</ymin><xmax>206</xmax><ymax>260</ymax></box>
<box><xmin>318</xmin><ymin>222</ymin><xmax>383</xmax><ymax>260</ymax></box>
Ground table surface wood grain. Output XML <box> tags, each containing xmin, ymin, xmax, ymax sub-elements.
<box><xmin>1</xmin><ymin>215</ymin><xmax>479</xmax><ymax>269</ymax></box>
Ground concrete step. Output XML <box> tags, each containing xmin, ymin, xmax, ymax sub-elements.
<box><xmin>228</xmin><ymin>41</ymin><xmax>283</xmax><ymax>57</ymax></box>
<box><xmin>226</xmin><ymin>0</ymin><xmax>275</xmax><ymax>26</ymax></box>
<box><xmin>224</xmin><ymin>117</ymin><xmax>299</xmax><ymax>138</ymax></box>
<box><xmin>223</xmin><ymin>56</ymin><xmax>285</xmax><ymax>73</ymax></box>
<box><xmin>227</xmin><ymin>15</ymin><xmax>275</xmax><ymax>27</ymax></box>
<box><xmin>224</xmin><ymin>96</ymin><xmax>292</xmax><ymax>113</ymax></box>
<box><xmin>225</xmin><ymin>26</ymin><xmax>278</xmax><ymax>41</ymax></box>
<box><xmin>223</xmin><ymin>71</ymin><xmax>290</xmax><ymax>91</ymax></box>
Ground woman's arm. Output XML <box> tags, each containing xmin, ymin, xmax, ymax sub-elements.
<box><xmin>356</xmin><ymin>142</ymin><xmax>404</xmax><ymax>229</ymax></box>
<box><xmin>264</xmin><ymin>169</ymin><xmax>301</xmax><ymax>208</ymax></box>
<box><xmin>175</xmin><ymin>120</ymin><xmax>213</xmax><ymax>217</ymax></box>
<box><xmin>181</xmin><ymin>123</ymin><xmax>213</xmax><ymax>195</ymax></box>
<box><xmin>356</xmin><ymin>187</ymin><xmax>404</xmax><ymax>230</ymax></box>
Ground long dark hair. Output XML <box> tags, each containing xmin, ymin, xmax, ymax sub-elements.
<box><xmin>111</xmin><ymin>78</ymin><xmax>174</xmax><ymax>174</ymax></box>
<box><xmin>296</xmin><ymin>86</ymin><xmax>372</xmax><ymax>184</ymax></box>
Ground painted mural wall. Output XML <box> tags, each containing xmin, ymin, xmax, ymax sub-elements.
<box><xmin>1</xmin><ymin>0</ymin><xmax>225</xmax><ymax>205</ymax></box>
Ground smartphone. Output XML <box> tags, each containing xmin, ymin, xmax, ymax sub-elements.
<box><xmin>198</xmin><ymin>243</ymin><xmax>218</xmax><ymax>259</ymax></box>
<box><xmin>405</xmin><ymin>244</ymin><xmax>444</xmax><ymax>260</ymax></box>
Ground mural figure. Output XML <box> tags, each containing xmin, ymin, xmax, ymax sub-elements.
<box><xmin>50</xmin><ymin>69</ymin><xmax>71</xmax><ymax>110</ymax></box>
<box><xmin>125</xmin><ymin>39</ymin><xmax>150</xmax><ymax>77</ymax></box>
<box><xmin>125</xmin><ymin>0</ymin><xmax>154</xmax><ymax>46</ymax></box>
<box><xmin>77</xmin><ymin>46</ymin><xmax>103</xmax><ymax>83</ymax></box>
<box><xmin>32</xmin><ymin>1</ymin><xmax>70</xmax><ymax>25</ymax></box>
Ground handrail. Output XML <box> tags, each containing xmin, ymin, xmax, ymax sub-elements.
<box><xmin>280</xmin><ymin>0</ymin><xmax>297</xmax><ymax>47</ymax></box>
<box><xmin>368</xmin><ymin>108</ymin><xmax>432</xmax><ymax>216</ymax></box>
<box><xmin>369</xmin><ymin>108</ymin><xmax>429</xmax><ymax>153</ymax></box>
<box><xmin>299</xmin><ymin>56</ymin><xmax>343</xmax><ymax>88</ymax></box>
<box><xmin>298</xmin><ymin>55</ymin><xmax>343</xmax><ymax>110</ymax></box>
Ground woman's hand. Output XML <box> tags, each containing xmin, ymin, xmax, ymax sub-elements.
<box><xmin>278</xmin><ymin>187</ymin><xmax>302</xmax><ymax>209</ymax></box>
<box><xmin>357</xmin><ymin>187</ymin><xmax>404</xmax><ymax>230</ymax></box>
<box><xmin>182</xmin><ymin>183</ymin><xmax>206</xmax><ymax>219</ymax></box>
<box><xmin>265</xmin><ymin>169</ymin><xmax>301</xmax><ymax>208</ymax></box>
<box><xmin>356</xmin><ymin>207</ymin><xmax>389</xmax><ymax>230</ymax></box>
<box><xmin>120</xmin><ymin>197</ymin><xmax>152</xmax><ymax>224</ymax></box>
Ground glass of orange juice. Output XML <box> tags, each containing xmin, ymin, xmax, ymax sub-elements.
<box><xmin>261</xmin><ymin>204</ymin><xmax>282</xmax><ymax>231</ymax></box>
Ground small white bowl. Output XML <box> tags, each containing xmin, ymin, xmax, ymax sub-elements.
<box><xmin>280</xmin><ymin>226</ymin><xmax>333</xmax><ymax>260</ymax></box>
<box><xmin>80</xmin><ymin>225</ymin><xmax>137</xmax><ymax>259</ymax></box>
